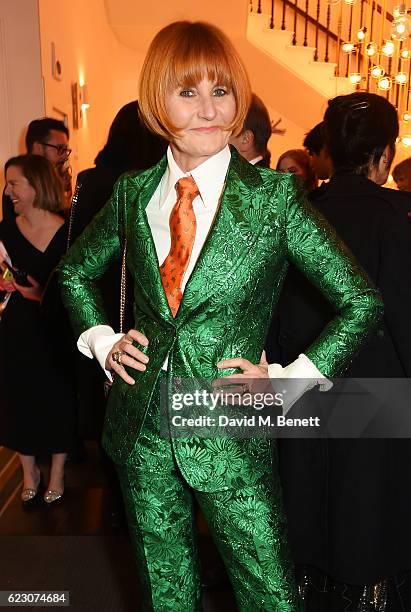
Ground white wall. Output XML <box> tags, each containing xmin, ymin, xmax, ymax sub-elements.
<box><xmin>0</xmin><ymin>0</ymin><xmax>45</xmax><ymax>204</ymax></box>
<box><xmin>38</xmin><ymin>0</ymin><xmax>145</xmax><ymax>182</ymax></box>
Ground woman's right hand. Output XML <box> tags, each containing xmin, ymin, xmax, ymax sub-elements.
<box><xmin>105</xmin><ymin>329</ymin><xmax>149</xmax><ymax>385</ymax></box>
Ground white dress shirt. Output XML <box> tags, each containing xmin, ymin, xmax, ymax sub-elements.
<box><xmin>78</xmin><ymin>145</ymin><xmax>330</xmax><ymax>404</ymax></box>
<box><xmin>249</xmin><ymin>155</ymin><xmax>264</xmax><ymax>165</ymax></box>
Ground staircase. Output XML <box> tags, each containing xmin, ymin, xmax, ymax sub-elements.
<box><xmin>0</xmin><ymin>446</ymin><xmax>20</xmax><ymax>517</ymax></box>
<box><xmin>247</xmin><ymin>11</ymin><xmax>354</xmax><ymax>100</ymax></box>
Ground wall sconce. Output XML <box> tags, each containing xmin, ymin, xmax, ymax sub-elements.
<box><xmin>80</xmin><ymin>85</ymin><xmax>90</xmax><ymax>111</ymax></box>
<box><xmin>71</xmin><ymin>81</ymin><xmax>90</xmax><ymax>130</ymax></box>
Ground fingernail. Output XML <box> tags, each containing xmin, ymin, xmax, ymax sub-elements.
<box><xmin>142</xmin><ymin>356</ymin><xmax>149</xmax><ymax>363</ymax></box>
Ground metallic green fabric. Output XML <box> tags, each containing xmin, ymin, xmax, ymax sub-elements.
<box><xmin>58</xmin><ymin>149</ymin><xmax>381</xmax><ymax>610</ymax></box>
<box><xmin>58</xmin><ymin>149</ymin><xmax>382</xmax><ymax>475</ymax></box>
<box><xmin>117</xmin><ymin>377</ymin><xmax>303</xmax><ymax>612</ymax></box>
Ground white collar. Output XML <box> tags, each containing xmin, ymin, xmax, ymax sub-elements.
<box><xmin>160</xmin><ymin>145</ymin><xmax>231</xmax><ymax>209</ymax></box>
<box><xmin>249</xmin><ymin>155</ymin><xmax>264</xmax><ymax>165</ymax></box>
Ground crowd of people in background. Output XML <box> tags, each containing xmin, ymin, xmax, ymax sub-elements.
<box><xmin>1</xmin><ymin>48</ymin><xmax>411</xmax><ymax>612</ymax></box>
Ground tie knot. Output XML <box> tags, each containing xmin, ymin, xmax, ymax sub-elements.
<box><xmin>176</xmin><ymin>176</ymin><xmax>199</xmax><ymax>201</ymax></box>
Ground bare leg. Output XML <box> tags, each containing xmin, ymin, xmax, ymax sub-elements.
<box><xmin>19</xmin><ymin>454</ymin><xmax>40</xmax><ymax>489</ymax></box>
<box><xmin>48</xmin><ymin>453</ymin><xmax>67</xmax><ymax>493</ymax></box>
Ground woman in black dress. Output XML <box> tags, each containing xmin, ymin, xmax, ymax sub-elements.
<box><xmin>0</xmin><ymin>154</ymin><xmax>76</xmax><ymax>506</ymax></box>
<box><xmin>267</xmin><ymin>93</ymin><xmax>411</xmax><ymax>610</ymax></box>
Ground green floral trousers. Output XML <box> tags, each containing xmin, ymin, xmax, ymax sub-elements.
<box><xmin>116</xmin><ymin>381</ymin><xmax>302</xmax><ymax>612</ymax></box>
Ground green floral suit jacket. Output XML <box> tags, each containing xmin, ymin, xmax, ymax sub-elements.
<box><xmin>59</xmin><ymin>149</ymin><xmax>382</xmax><ymax>488</ymax></box>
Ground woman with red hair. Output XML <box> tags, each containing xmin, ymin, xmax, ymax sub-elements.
<box><xmin>59</xmin><ymin>21</ymin><xmax>381</xmax><ymax>610</ymax></box>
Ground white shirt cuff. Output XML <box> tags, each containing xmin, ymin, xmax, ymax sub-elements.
<box><xmin>268</xmin><ymin>353</ymin><xmax>332</xmax><ymax>414</ymax></box>
<box><xmin>78</xmin><ymin>325</ymin><xmax>124</xmax><ymax>380</ymax></box>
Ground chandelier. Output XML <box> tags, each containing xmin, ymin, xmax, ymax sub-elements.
<box><xmin>341</xmin><ymin>2</ymin><xmax>411</xmax><ymax>146</ymax></box>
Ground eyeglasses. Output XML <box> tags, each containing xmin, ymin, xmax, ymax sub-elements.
<box><xmin>40</xmin><ymin>142</ymin><xmax>72</xmax><ymax>157</ymax></box>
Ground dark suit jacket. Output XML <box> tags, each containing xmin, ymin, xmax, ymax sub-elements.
<box><xmin>70</xmin><ymin>165</ymin><xmax>122</xmax><ymax>244</ymax></box>
<box><xmin>266</xmin><ymin>172</ymin><xmax>411</xmax><ymax>584</ymax></box>
<box><xmin>267</xmin><ymin>172</ymin><xmax>411</xmax><ymax>377</ymax></box>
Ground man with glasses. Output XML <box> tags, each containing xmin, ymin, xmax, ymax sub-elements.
<box><xmin>2</xmin><ymin>118</ymin><xmax>71</xmax><ymax>222</ymax></box>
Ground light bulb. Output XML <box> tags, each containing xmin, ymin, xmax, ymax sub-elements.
<box><xmin>377</xmin><ymin>75</ymin><xmax>392</xmax><ymax>90</ymax></box>
<box><xmin>393</xmin><ymin>4</ymin><xmax>407</xmax><ymax>19</ymax></box>
<box><xmin>370</xmin><ymin>65</ymin><xmax>385</xmax><ymax>78</ymax></box>
<box><xmin>395</xmin><ymin>71</ymin><xmax>408</xmax><ymax>85</ymax></box>
<box><xmin>349</xmin><ymin>72</ymin><xmax>362</xmax><ymax>84</ymax></box>
<box><xmin>401</xmin><ymin>48</ymin><xmax>411</xmax><ymax>59</ymax></box>
<box><xmin>357</xmin><ymin>27</ymin><xmax>367</xmax><ymax>41</ymax></box>
<box><xmin>381</xmin><ymin>40</ymin><xmax>395</xmax><ymax>56</ymax></box>
<box><xmin>344</xmin><ymin>0</ymin><xmax>356</xmax><ymax>5</ymax></box>
<box><xmin>401</xmin><ymin>134</ymin><xmax>411</xmax><ymax>146</ymax></box>
<box><xmin>403</xmin><ymin>110</ymin><xmax>411</xmax><ymax>121</ymax></box>
<box><xmin>391</xmin><ymin>16</ymin><xmax>411</xmax><ymax>41</ymax></box>
<box><xmin>342</xmin><ymin>42</ymin><xmax>356</xmax><ymax>53</ymax></box>
<box><xmin>366</xmin><ymin>42</ymin><xmax>377</xmax><ymax>56</ymax></box>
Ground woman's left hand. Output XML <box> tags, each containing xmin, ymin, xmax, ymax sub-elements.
<box><xmin>214</xmin><ymin>351</ymin><xmax>271</xmax><ymax>400</ymax></box>
<box><xmin>216</xmin><ymin>350</ymin><xmax>269</xmax><ymax>378</ymax></box>
<box><xmin>13</xmin><ymin>275</ymin><xmax>43</xmax><ymax>302</ymax></box>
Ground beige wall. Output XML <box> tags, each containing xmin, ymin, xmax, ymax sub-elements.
<box><xmin>0</xmin><ymin>0</ymin><xmax>45</xmax><ymax>202</ymax></box>
<box><xmin>38</xmin><ymin>0</ymin><xmax>145</xmax><ymax>182</ymax></box>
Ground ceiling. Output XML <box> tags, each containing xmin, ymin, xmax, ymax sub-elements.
<box><xmin>103</xmin><ymin>0</ymin><xmax>248</xmax><ymax>52</ymax></box>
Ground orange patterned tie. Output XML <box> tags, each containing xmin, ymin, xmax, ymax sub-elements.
<box><xmin>160</xmin><ymin>176</ymin><xmax>199</xmax><ymax>317</ymax></box>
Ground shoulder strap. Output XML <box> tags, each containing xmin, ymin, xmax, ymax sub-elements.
<box><xmin>118</xmin><ymin>189</ymin><xmax>127</xmax><ymax>334</ymax></box>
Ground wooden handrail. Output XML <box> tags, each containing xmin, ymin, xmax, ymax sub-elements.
<box><xmin>282</xmin><ymin>0</ymin><xmax>338</xmax><ymax>44</ymax></box>
<box><xmin>253</xmin><ymin>0</ymin><xmax>395</xmax><ymax>42</ymax></box>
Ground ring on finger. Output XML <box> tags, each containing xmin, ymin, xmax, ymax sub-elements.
<box><xmin>112</xmin><ymin>350</ymin><xmax>124</xmax><ymax>365</ymax></box>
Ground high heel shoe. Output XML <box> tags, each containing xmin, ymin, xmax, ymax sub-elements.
<box><xmin>43</xmin><ymin>488</ymin><xmax>64</xmax><ymax>505</ymax></box>
<box><xmin>21</xmin><ymin>474</ymin><xmax>44</xmax><ymax>509</ymax></box>
<box><xmin>44</xmin><ymin>477</ymin><xmax>65</xmax><ymax>506</ymax></box>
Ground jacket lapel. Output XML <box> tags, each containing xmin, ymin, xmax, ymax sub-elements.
<box><xmin>126</xmin><ymin>157</ymin><xmax>175</xmax><ymax>324</ymax></box>
<box><xmin>176</xmin><ymin>149</ymin><xmax>266</xmax><ymax>322</ymax></box>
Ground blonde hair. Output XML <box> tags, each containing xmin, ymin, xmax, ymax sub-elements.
<box><xmin>139</xmin><ymin>21</ymin><xmax>251</xmax><ymax>140</ymax></box>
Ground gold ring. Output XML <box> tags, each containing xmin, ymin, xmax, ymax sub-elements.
<box><xmin>112</xmin><ymin>350</ymin><xmax>124</xmax><ymax>365</ymax></box>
